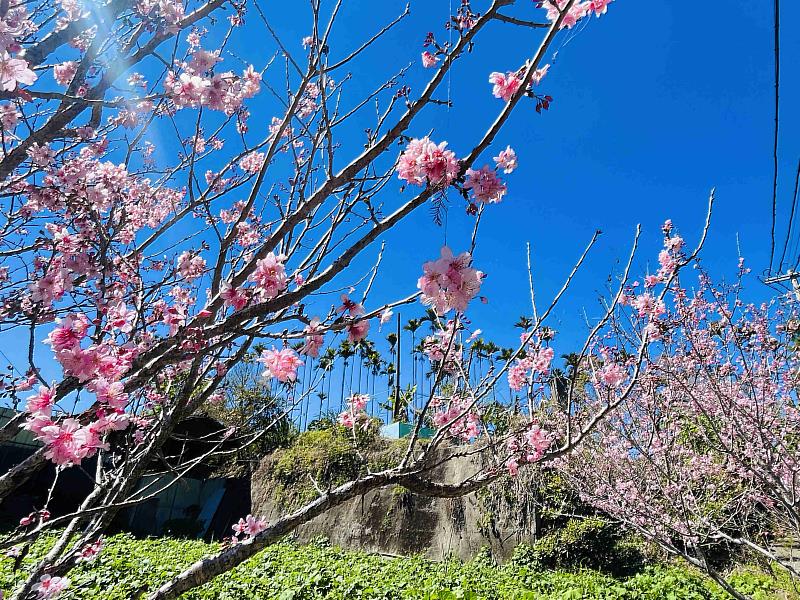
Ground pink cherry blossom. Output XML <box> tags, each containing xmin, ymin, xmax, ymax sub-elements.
<box><xmin>489</xmin><ymin>71</ymin><xmax>522</xmax><ymax>102</ymax></box>
<box><xmin>25</xmin><ymin>386</ymin><xmax>55</xmax><ymax>416</ymax></box>
<box><xmin>508</xmin><ymin>361</ymin><xmax>529</xmax><ymax>391</ymax></box>
<box><xmin>239</xmin><ymin>151</ymin><xmax>265</xmax><ymax>174</ymax></box>
<box><xmin>540</xmin><ymin>0</ymin><xmax>591</xmax><ymax>29</ymax></box>
<box><xmin>27</xmin><ymin>143</ymin><xmax>55</xmax><ymax>168</ymax></box>
<box><xmin>597</xmin><ymin>362</ymin><xmax>626</xmax><ymax>388</ymax></box>
<box><xmin>418</xmin><ymin>246</ymin><xmax>484</xmax><ymax>315</ymax></box>
<box><xmin>258</xmin><ymin>347</ymin><xmax>303</xmax><ymax>383</ymax></box>
<box><xmin>243</xmin><ymin>514</ymin><xmax>266</xmax><ymax>536</ymax></box>
<box><xmin>38</xmin><ymin>418</ymin><xmax>103</xmax><ymax>466</ymax></box>
<box><xmin>346</xmin><ymin>318</ymin><xmax>370</xmax><ymax>342</ymax></box>
<box><xmin>300</xmin><ymin>318</ymin><xmax>324</xmax><ymax>357</ymax></box>
<box><xmin>421</xmin><ymin>51</ymin><xmax>439</xmax><ymax>68</ymax></box>
<box><xmin>396</xmin><ymin>137</ymin><xmax>459</xmax><ymax>188</ymax></box>
<box><xmin>77</xmin><ymin>538</ymin><xmax>103</xmax><ymax>562</ymax></box>
<box><xmin>177</xmin><ymin>251</ymin><xmax>206</xmax><ymax>281</ymax></box>
<box><xmin>338</xmin><ymin>393</ymin><xmax>370</xmax><ymax>429</ymax></box>
<box><xmin>248</xmin><ymin>252</ymin><xmax>287</xmax><ymax>301</ymax></box>
<box><xmin>506</xmin><ymin>457</ymin><xmax>520</xmax><ymax>476</ymax></box>
<box><xmin>337</xmin><ymin>411</ymin><xmax>354</xmax><ymax>428</ymax></box>
<box><xmin>587</xmin><ymin>0</ymin><xmax>613</xmax><ymax>17</ymax></box>
<box><xmin>220</xmin><ymin>281</ymin><xmax>248</xmax><ymax>311</ymax></box>
<box><xmin>53</xmin><ymin>61</ymin><xmax>78</xmax><ymax>86</ymax></box>
<box><xmin>45</xmin><ymin>313</ymin><xmax>90</xmax><ymax>351</ymax></box>
<box><xmin>493</xmin><ymin>146</ymin><xmax>518</xmax><ymax>174</ymax></box>
<box><xmin>464</xmin><ymin>165</ymin><xmax>507</xmax><ymax>204</ymax></box>
<box><xmin>88</xmin><ymin>378</ymin><xmax>128</xmax><ymax>410</ymax></box>
<box><xmin>338</xmin><ymin>294</ymin><xmax>365</xmax><ymax>317</ymax></box>
<box><xmin>432</xmin><ymin>395</ymin><xmax>481</xmax><ymax>442</ymax></box>
<box><xmin>0</xmin><ymin>52</ymin><xmax>36</xmax><ymax>91</ymax></box>
<box><xmin>523</xmin><ymin>425</ymin><xmax>551</xmax><ymax>462</ymax></box>
<box><xmin>32</xmin><ymin>575</ymin><xmax>70</xmax><ymax>599</ymax></box>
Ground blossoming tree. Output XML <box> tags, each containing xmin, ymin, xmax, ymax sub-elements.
<box><xmin>0</xmin><ymin>0</ymin><xmax>690</xmax><ymax>597</ymax></box>
<box><xmin>558</xmin><ymin>246</ymin><xmax>800</xmax><ymax>600</ymax></box>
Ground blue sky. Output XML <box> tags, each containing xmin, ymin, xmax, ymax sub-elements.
<box><xmin>4</xmin><ymin>0</ymin><xmax>798</xmax><ymax>404</ymax></box>
<box><xmin>276</xmin><ymin>0</ymin><xmax>800</xmax><ymax>353</ymax></box>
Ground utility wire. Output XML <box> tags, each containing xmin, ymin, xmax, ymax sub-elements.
<box><xmin>779</xmin><ymin>160</ymin><xmax>800</xmax><ymax>272</ymax></box>
<box><xmin>768</xmin><ymin>0</ymin><xmax>780</xmax><ymax>273</ymax></box>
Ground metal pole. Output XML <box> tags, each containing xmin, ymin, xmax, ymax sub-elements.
<box><xmin>394</xmin><ymin>311</ymin><xmax>401</xmax><ymax>423</ymax></box>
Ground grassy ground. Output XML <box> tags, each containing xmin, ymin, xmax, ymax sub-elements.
<box><xmin>0</xmin><ymin>533</ymin><xmax>796</xmax><ymax>599</ymax></box>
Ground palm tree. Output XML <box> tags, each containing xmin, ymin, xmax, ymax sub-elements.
<box><xmin>549</xmin><ymin>367</ymin><xmax>569</xmax><ymax>412</ymax></box>
<box><xmin>366</xmin><ymin>349</ymin><xmax>382</xmax><ymax>413</ymax></box>
<box><xmin>404</xmin><ymin>318</ymin><xmax>423</xmax><ymax>410</ymax></box>
<box><xmin>318</xmin><ymin>348</ymin><xmax>337</xmax><ymax>416</ymax></box>
<box><xmin>515</xmin><ymin>315</ymin><xmax>534</xmax><ymax>331</ymax></box>
<box><xmin>338</xmin><ymin>340</ymin><xmax>355</xmax><ymax>410</ymax></box>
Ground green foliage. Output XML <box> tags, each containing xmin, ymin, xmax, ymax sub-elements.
<box><xmin>1</xmin><ymin>533</ymin><xmax>796</xmax><ymax>600</ymax></box>
<box><xmin>511</xmin><ymin>518</ymin><xmax>646</xmax><ymax>577</ymax></box>
<box><xmin>264</xmin><ymin>426</ymin><xmax>404</xmax><ymax>510</ymax></box>
<box><xmin>202</xmin><ymin>355</ymin><xmax>298</xmax><ymax>473</ymax></box>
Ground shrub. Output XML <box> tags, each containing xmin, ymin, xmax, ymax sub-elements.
<box><xmin>511</xmin><ymin>517</ymin><xmax>646</xmax><ymax>576</ymax></box>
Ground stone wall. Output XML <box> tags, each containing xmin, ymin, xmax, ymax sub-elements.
<box><xmin>251</xmin><ymin>450</ymin><xmax>538</xmax><ymax>562</ymax></box>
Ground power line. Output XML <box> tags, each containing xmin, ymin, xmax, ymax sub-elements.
<box><xmin>768</xmin><ymin>0</ymin><xmax>780</xmax><ymax>273</ymax></box>
<box><xmin>777</xmin><ymin>160</ymin><xmax>799</xmax><ymax>272</ymax></box>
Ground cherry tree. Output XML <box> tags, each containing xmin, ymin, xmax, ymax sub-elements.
<box><xmin>559</xmin><ymin>237</ymin><xmax>800</xmax><ymax>600</ymax></box>
<box><xmin>0</xmin><ymin>0</ymin><xmax>687</xmax><ymax>598</ymax></box>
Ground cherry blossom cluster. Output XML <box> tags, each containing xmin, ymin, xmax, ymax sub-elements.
<box><xmin>19</xmin><ymin>509</ymin><xmax>50</xmax><ymax>528</ymax></box>
<box><xmin>32</xmin><ymin>574</ymin><xmax>70</xmax><ymax>599</ymax></box>
<box><xmin>539</xmin><ymin>0</ymin><xmax>613</xmax><ymax>29</ymax></box>
<box><xmin>165</xmin><ymin>46</ymin><xmax>261</xmax><ymax>114</ymax></box>
<box><xmin>422</xmin><ymin>321</ymin><xmax>463</xmax><ymax>375</ymax></box>
<box><xmin>300</xmin><ymin>317</ymin><xmax>325</xmax><ymax>358</ymax></box>
<box><xmin>489</xmin><ymin>65</ymin><xmax>549</xmax><ymax>102</ymax></box>
<box><xmin>553</xmin><ymin>238</ymin><xmax>800</xmax><ymax>576</ymax></box>
<box><xmin>21</xmin><ymin>313</ymin><xmax>136</xmax><ymax>465</ymax></box>
<box><xmin>0</xmin><ymin>1</ymin><xmax>37</xmax><ymax>93</ymax></box>
<box><xmin>338</xmin><ymin>393</ymin><xmax>370</xmax><ymax>429</ymax></box>
<box><xmin>464</xmin><ymin>165</ymin><xmax>507</xmax><ymax>204</ymax></box>
<box><xmin>396</xmin><ymin>137</ymin><xmax>460</xmax><ymax>188</ymax></box>
<box><xmin>618</xmin><ymin>225</ymin><xmax>686</xmax><ymax>341</ymax></box>
<box><xmin>592</xmin><ymin>348</ymin><xmax>629</xmax><ymax>390</ymax></box>
<box><xmin>508</xmin><ymin>339</ymin><xmax>555</xmax><ymax>392</ymax></box>
<box><xmin>231</xmin><ymin>514</ymin><xmax>267</xmax><ymax>543</ymax></box>
<box><xmin>248</xmin><ymin>252</ymin><xmax>289</xmax><ymax>302</ymax></box>
<box><xmin>257</xmin><ymin>347</ymin><xmax>304</xmax><ymax>383</ymax></box>
<box><xmin>418</xmin><ymin>247</ymin><xmax>484</xmax><ymax>315</ymax></box>
<box><xmin>338</xmin><ymin>294</ymin><xmax>371</xmax><ymax>342</ymax></box>
<box><xmin>77</xmin><ymin>538</ymin><xmax>104</xmax><ymax>562</ymax></box>
<box><xmin>505</xmin><ymin>424</ymin><xmax>553</xmax><ymax>476</ymax></box>
<box><xmin>432</xmin><ymin>394</ymin><xmax>481</xmax><ymax>442</ymax></box>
